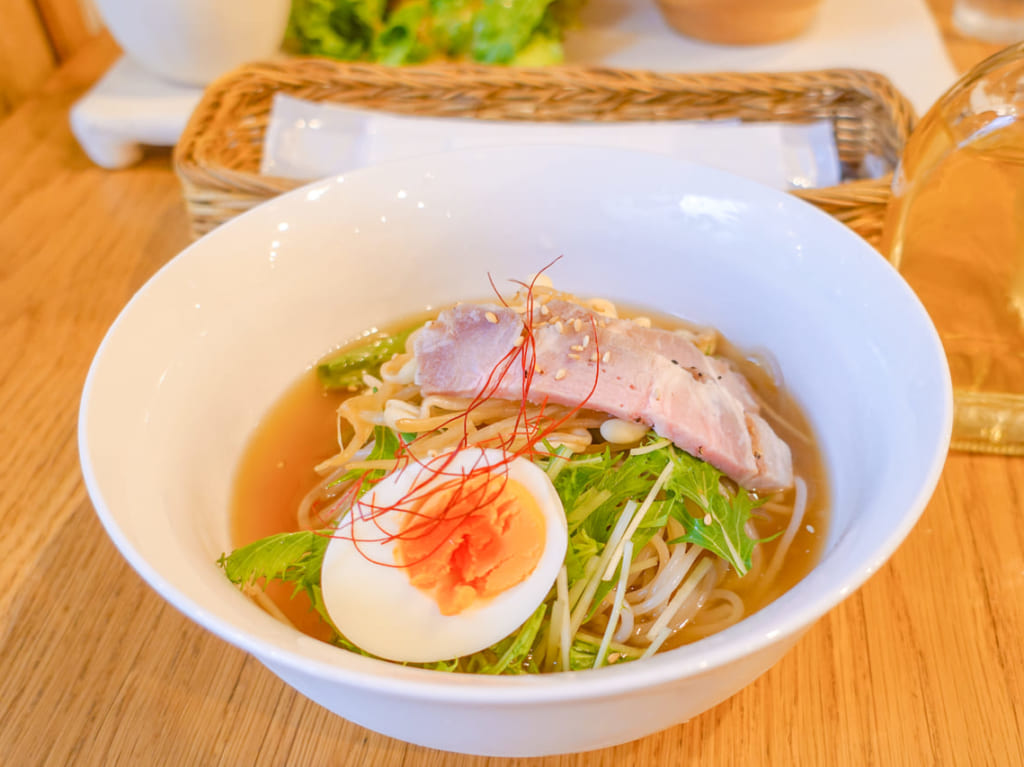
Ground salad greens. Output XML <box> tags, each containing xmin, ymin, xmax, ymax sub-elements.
<box><xmin>286</xmin><ymin>0</ymin><xmax>585</xmax><ymax>66</ymax></box>
<box><xmin>219</xmin><ymin>433</ymin><xmax>764</xmax><ymax>673</ymax></box>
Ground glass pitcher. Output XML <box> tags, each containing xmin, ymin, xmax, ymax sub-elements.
<box><xmin>881</xmin><ymin>41</ymin><xmax>1024</xmax><ymax>454</ymax></box>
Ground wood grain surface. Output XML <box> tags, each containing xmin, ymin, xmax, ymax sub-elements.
<box><xmin>0</xmin><ymin>0</ymin><xmax>98</xmax><ymax>118</ymax></box>
<box><xmin>2</xmin><ymin>7</ymin><xmax>1022</xmax><ymax>766</ymax></box>
<box><xmin>34</xmin><ymin>0</ymin><xmax>103</xmax><ymax>61</ymax></box>
<box><xmin>0</xmin><ymin>0</ymin><xmax>58</xmax><ymax>118</ymax></box>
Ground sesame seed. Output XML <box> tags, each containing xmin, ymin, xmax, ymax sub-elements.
<box><xmin>703</xmin><ymin>513</ymin><xmax>712</xmax><ymax>525</ymax></box>
<box><xmin>484</xmin><ymin>311</ymin><xmax>498</xmax><ymax>324</ymax></box>
<box><xmin>590</xmin><ymin>352</ymin><xmax>599</xmax><ymax>362</ymax></box>
<box><xmin>602</xmin><ymin>351</ymin><xmax>611</xmax><ymax>363</ymax></box>
<box><xmin>555</xmin><ymin>320</ymin><xmax>564</xmax><ymax>334</ymax></box>
<box><xmin>568</xmin><ymin>353</ymin><xmax>581</xmax><ymax>360</ymax></box>
<box><xmin>540</xmin><ymin>304</ymin><xmax>550</xmax><ymax>316</ymax></box>
<box><xmin>571</xmin><ymin>344</ymin><xmax>584</xmax><ymax>352</ymax></box>
<box><xmin>573</xmin><ymin>318</ymin><xmax>583</xmax><ymax>332</ymax></box>
<box><xmin>582</xmin><ymin>335</ymin><xmax>590</xmax><ymax>348</ymax></box>
<box><xmin>806</xmin><ymin>524</ymin><xmax>816</xmax><ymax>534</ymax></box>
<box><xmin>555</xmin><ymin>368</ymin><xmax>567</xmax><ymax>380</ymax></box>
<box><xmin>607</xmin><ymin>652</ymin><xmax>620</xmax><ymax>663</ymax></box>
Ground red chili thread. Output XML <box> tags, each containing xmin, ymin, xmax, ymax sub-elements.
<box><xmin>324</xmin><ymin>261</ymin><xmax>601</xmax><ymax>569</ymax></box>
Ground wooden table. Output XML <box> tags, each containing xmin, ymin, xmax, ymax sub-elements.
<box><xmin>2</xmin><ymin>8</ymin><xmax>1021</xmax><ymax>766</ymax></box>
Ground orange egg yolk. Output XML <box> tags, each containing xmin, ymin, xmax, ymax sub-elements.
<box><xmin>393</xmin><ymin>471</ymin><xmax>546</xmax><ymax>616</ymax></box>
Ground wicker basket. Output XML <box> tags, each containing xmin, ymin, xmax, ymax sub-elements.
<box><xmin>174</xmin><ymin>59</ymin><xmax>915</xmax><ymax>244</ymax></box>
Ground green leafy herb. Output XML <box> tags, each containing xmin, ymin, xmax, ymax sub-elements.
<box><xmin>563</xmin><ymin>525</ymin><xmax>599</xmax><ymax>584</ymax></box>
<box><xmin>568</xmin><ymin>639</ymin><xmax>634</xmax><ymax>670</ymax></box>
<box><xmin>218</xmin><ymin>530</ymin><xmax>334</xmax><ymax>625</ymax></box>
<box><xmin>316</xmin><ymin>325</ymin><xmax>418</xmax><ymax>390</ymax></box>
<box><xmin>476</xmin><ymin>603</ymin><xmax>547</xmax><ymax>674</ymax></box>
<box><xmin>219</xmin><ymin>423</ymin><xmax>767</xmax><ymax>673</ymax></box>
<box><xmin>556</xmin><ymin>446</ymin><xmax>666</xmax><ymax>541</ymax></box>
<box><xmin>334</xmin><ymin>424</ymin><xmax>404</xmax><ymax>495</ymax></box>
<box><xmin>664</xmin><ymin>448</ymin><xmax>763</xmax><ymax>576</ymax></box>
<box><xmin>318</xmin><ymin>425</ymin><xmax>407</xmax><ymax>522</ymax></box>
<box><xmin>555</xmin><ymin>444</ymin><xmax>673</xmax><ymax>590</ymax></box>
<box><xmin>219</xmin><ymin>530</ymin><xmax>327</xmax><ymax>588</ymax></box>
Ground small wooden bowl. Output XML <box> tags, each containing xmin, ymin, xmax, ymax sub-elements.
<box><xmin>655</xmin><ymin>0</ymin><xmax>823</xmax><ymax>45</ymax></box>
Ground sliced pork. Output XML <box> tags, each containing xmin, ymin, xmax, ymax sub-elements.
<box><xmin>413</xmin><ymin>299</ymin><xmax>793</xmax><ymax>492</ymax></box>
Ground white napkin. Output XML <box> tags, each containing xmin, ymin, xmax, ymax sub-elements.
<box><xmin>261</xmin><ymin>93</ymin><xmax>842</xmax><ymax>191</ymax></box>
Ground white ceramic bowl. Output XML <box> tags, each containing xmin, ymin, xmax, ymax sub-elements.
<box><xmin>79</xmin><ymin>146</ymin><xmax>951</xmax><ymax>756</ymax></box>
<box><xmin>94</xmin><ymin>0</ymin><xmax>291</xmax><ymax>86</ymax></box>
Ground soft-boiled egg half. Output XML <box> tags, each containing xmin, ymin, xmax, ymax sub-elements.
<box><xmin>321</xmin><ymin>447</ymin><xmax>568</xmax><ymax>663</ymax></box>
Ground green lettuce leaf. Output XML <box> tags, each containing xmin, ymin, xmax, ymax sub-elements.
<box><xmin>426</xmin><ymin>0</ymin><xmax>475</xmax><ymax>56</ymax></box>
<box><xmin>507</xmin><ymin>32</ymin><xmax>563</xmax><ymax>65</ymax></box>
<box><xmin>664</xmin><ymin>447</ymin><xmax>763</xmax><ymax>576</ymax></box>
<box><xmin>470</xmin><ymin>0</ymin><xmax>557</xmax><ymax>64</ymax></box>
<box><xmin>287</xmin><ymin>0</ymin><xmax>380</xmax><ymax>59</ymax></box>
<box><xmin>374</xmin><ymin>1</ymin><xmax>431</xmax><ymax>64</ymax></box>
<box><xmin>287</xmin><ymin>0</ymin><xmax>577</xmax><ymax>65</ymax></box>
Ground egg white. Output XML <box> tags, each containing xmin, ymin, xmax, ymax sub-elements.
<box><xmin>320</xmin><ymin>447</ymin><xmax>568</xmax><ymax>663</ymax></box>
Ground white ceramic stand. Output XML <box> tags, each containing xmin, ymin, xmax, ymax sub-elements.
<box><xmin>70</xmin><ymin>55</ymin><xmax>202</xmax><ymax>169</ymax></box>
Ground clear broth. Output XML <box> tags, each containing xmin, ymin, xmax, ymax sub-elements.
<box><xmin>230</xmin><ymin>309</ymin><xmax>829</xmax><ymax>653</ymax></box>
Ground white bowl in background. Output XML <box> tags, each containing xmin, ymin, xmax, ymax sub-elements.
<box><xmin>78</xmin><ymin>146</ymin><xmax>951</xmax><ymax>756</ymax></box>
<box><xmin>94</xmin><ymin>0</ymin><xmax>291</xmax><ymax>86</ymax></box>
